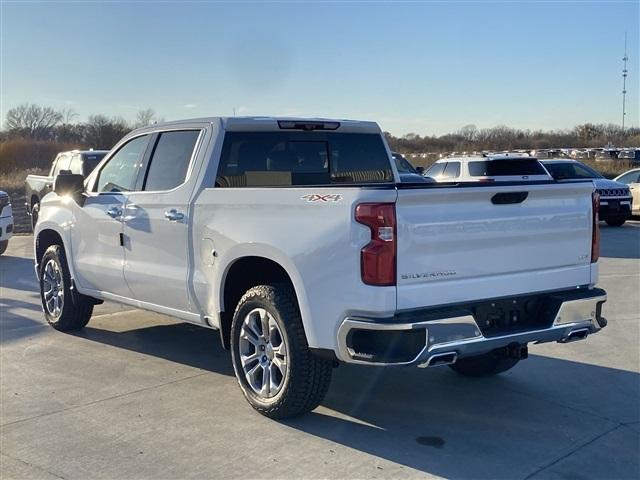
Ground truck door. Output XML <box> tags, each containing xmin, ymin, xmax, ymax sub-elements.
<box><xmin>70</xmin><ymin>134</ymin><xmax>151</xmax><ymax>297</ymax></box>
<box><xmin>122</xmin><ymin>129</ymin><xmax>203</xmax><ymax>312</ymax></box>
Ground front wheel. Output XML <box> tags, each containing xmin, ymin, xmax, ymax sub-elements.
<box><xmin>449</xmin><ymin>349</ymin><xmax>520</xmax><ymax>377</ymax></box>
<box><xmin>0</xmin><ymin>240</ymin><xmax>8</xmax><ymax>255</ymax></box>
<box><xmin>605</xmin><ymin>218</ymin><xmax>626</xmax><ymax>227</ymax></box>
<box><xmin>31</xmin><ymin>202</ymin><xmax>40</xmax><ymax>231</ymax></box>
<box><xmin>230</xmin><ymin>284</ymin><xmax>333</xmax><ymax>419</ymax></box>
<box><xmin>39</xmin><ymin>245</ymin><xmax>93</xmax><ymax>331</ymax></box>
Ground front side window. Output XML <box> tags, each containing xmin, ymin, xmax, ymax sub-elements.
<box><xmin>215</xmin><ymin>132</ymin><xmax>391</xmax><ymax>187</ymax></box>
<box><xmin>442</xmin><ymin>161</ymin><xmax>461</xmax><ymax>179</ymax></box>
<box><xmin>425</xmin><ymin>162</ymin><xmax>445</xmax><ymax>178</ymax></box>
<box><xmin>95</xmin><ymin>135</ymin><xmax>148</xmax><ymax>193</ymax></box>
<box><xmin>143</xmin><ymin>130</ymin><xmax>200</xmax><ymax>191</ymax></box>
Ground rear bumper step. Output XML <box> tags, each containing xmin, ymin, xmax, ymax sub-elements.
<box><xmin>336</xmin><ymin>288</ymin><xmax>607</xmax><ymax>366</ymax></box>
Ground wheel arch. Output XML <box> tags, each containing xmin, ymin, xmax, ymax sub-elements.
<box><xmin>34</xmin><ymin>226</ymin><xmax>73</xmax><ymax>280</ymax></box>
<box><xmin>217</xmin><ymin>254</ymin><xmax>310</xmax><ymax>350</ymax></box>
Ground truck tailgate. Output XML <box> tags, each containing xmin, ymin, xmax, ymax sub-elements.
<box><xmin>395</xmin><ymin>182</ymin><xmax>595</xmax><ymax>310</ymax></box>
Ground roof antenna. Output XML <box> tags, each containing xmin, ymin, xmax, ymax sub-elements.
<box><xmin>622</xmin><ymin>32</ymin><xmax>629</xmax><ymax>130</ymax></box>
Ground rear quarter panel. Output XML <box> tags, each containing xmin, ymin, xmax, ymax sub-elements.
<box><xmin>191</xmin><ymin>186</ymin><xmax>398</xmax><ymax>350</ymax></box>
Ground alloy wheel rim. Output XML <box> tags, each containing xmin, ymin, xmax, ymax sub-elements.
<box><xmin>239</xmin><ymin>308</ymin><xmax>288</xmax><ymax>398</ymax></box>
<box><xmin>43</xmin><ymin>259</ymin><xmax>64</xmax><ymax>317</ymax></box>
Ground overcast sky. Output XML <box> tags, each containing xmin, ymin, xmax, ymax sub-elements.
<box><xmin>1</xmin><ymin>1</ymin><xmax>638</xmax><ymax>135</ymax></box>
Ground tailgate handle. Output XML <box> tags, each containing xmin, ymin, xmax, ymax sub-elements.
<box><xmin>491</xmin><ymin>192</ymin><xmax>528</xmax><ymax>205</ymax></box>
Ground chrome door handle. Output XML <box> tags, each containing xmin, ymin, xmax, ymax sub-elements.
<box><xmin>106</xmin><ymin>206</ymin><xmax>122</xmax><ymax>218</ymax></box>
<box><xmin>164</xmin><ymin>209</ymin><xmax>184</xmax><ymax>222</ymax></box>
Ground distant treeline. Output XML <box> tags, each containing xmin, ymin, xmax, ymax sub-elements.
<box><xmin>1</xmin><ymin>103</ymin><xmax>639</xmax><ymax>172</ymax></box>
<box><xmin>384</xmin><ymin>123</ymin><xmax>640</xmax><ymax>155</ymax></box>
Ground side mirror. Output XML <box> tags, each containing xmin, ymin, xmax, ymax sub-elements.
<box><xmin>54</xmin><ymin>173</ymin><xmax>85</xmax><ymax>200</ymax></box>
<box><xmin>415</xmin><ymin>166</ymin><xmax>425</xmax><ymax>175</ymax></box>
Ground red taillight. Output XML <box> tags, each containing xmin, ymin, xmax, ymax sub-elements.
<box><xmin>355</xmin><ymin>203</ymin><xmax>396</xmax><ymax>286</ymax></box>
<box><xmin>592</xmin><ymin>192</ymin><xmax>600</xmax><ymax>262</ymax></box>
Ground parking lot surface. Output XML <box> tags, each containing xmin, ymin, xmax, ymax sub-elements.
<box><xmin>1</xmin><ymin>225</ymin><xmax>639</xmax><ymax>479</ymax></box>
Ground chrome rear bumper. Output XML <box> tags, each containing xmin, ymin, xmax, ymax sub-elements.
<box><xmin>336</xmin><ymin>289</ymin><xmax>607</xmax><ymax>366</ymax></box>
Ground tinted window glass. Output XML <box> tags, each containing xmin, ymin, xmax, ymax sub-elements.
<box><xmin>144</xmin><ymin>130</ymin><xmax>200</xmax><ymax>191</ymax></box>
<box><xmin>216</xmin><ymin>132</ymin><xmax>391</xmax><ymax>187</ymax></box>
<box><xmin>469</xmin><ymin>159</ymin><xmax>546</xmax><ymax>176</ymax></box>
<box><xmin>544</xmin><ymin>162</ymin><xmax>600</xmax><ymax>180</ymax></box>
<box><xmin>442</xmin><ymin>161</ymin><xmax>461</xmax><ymax>179</ymax></box>
<box><xmin>96</xmin><ymin>135</ymin><xmax>148</xmax><ymax>193</ymax></box>
<box><xmin>393</xmin><ymin>154</ymin><xmax>416</xmax><ymax>174</ymax></box>
<box><xmin>616</xmin><ymin>171</ymin><xmax>640</xmax><ymax>184</ymax></box>
<box><xmin>425</xmin><ymin>162</ymin><xmax>445</xmax><ymax>178</ymax></box>
<box><xmin>82</xmin><ymin>153</ymin><xmax>107</xmax><ymax>176</ymax></box>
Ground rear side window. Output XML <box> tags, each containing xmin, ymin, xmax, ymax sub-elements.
<box><xmin>143</xmin><ymin>130</ymin><xmax>200</xmax><ymax>191</ymax></box>
<box><xmin>468</xmin><ymin>159</ymin><xmax>547</xmax><ymax>177</ymax></box>
<box><xmin>216</xmin><ymin>132</ymin><xmax>392</xmax><ymax>187</ymax></box>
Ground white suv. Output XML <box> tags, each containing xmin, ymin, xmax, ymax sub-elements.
<box><xmin>424</xmin><ymin>155</ymin><xmax>552</xmax><ymax>182</ymax></box>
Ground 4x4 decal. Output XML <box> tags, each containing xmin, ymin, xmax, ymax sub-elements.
<box><xmin>301</xmin><ymin>194</ymin><xmax>343</xmax><ymax>203</ymax></box>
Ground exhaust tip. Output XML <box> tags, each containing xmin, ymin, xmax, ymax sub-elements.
<box><xmin>424</xmin><ymin>352</ymin><xmax>458</xmax><ymax>367</ymax></box>
<box><xmin>561</xmin><ymin>328</ymin><xmax>589</xmax><ymax>343</ymax></box>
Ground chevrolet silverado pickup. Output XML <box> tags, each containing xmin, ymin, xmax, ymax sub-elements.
<box><xmin>33</xmin><ymin>117</ymin><xmax>607</xmax><ymax>418</ymax></box>
<box><xmin>25</xmin><ymin>149</ymin><xmax>107</xmax><ymax>230</ymax></box>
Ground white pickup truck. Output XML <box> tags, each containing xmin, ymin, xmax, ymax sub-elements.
<box><xmin>34</xmin><ymin>117</ymin><xmax>607</xmax><ymax>418</ymax></box>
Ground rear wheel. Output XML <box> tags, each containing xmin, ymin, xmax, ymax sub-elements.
<box><xmin>449</xmin><ymin>349</ymin><xmax>519</xmax><ymax>377</ymax></box>
<box><xmin>0</xmin><ymin>240</ymin><xmax>7</xmax><ymax>255</ymax></box>
<box><xmin>39</xmin><ymin>245</ymin><xmax>93</xmax><ymax>331</ymax></box>
<box><xmin>230</xmin><ymin>284</ymin><xmax>333</xmax><ymax>419</ymax></box>
<box><xmin>605</xmin><ymin>218</ymin><xmax>626</xmax><ymax>227</ymax></box>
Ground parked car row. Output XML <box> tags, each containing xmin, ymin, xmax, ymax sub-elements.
<box><xmin>0</xmin><ymin>190</ymin><xmax>14</xmax><ymax>255</ymax></box>
<box><xmin>416</xmin><ymin>154</ymin><xmax>637</xmax><ymax>226</ymax></box>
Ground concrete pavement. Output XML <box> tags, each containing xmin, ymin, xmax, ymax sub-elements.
<box><xmin>1</xmin><ymin>224</ymin><xmax>639</xmax><ymax>479</ymax></box>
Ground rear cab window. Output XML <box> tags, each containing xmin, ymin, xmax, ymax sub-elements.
<box><xmin>215</xmin><ymin>132</ymin><xmax>392</xmax><ymax>187</ymax></box>
<box><xmin>81</xmin><ymin>153</ymin><xmax>107</xmax><ymax>176</ymax></box>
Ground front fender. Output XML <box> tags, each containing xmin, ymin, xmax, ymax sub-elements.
<box><xmin>34</xmin><ymin>195</ymin><xmax>77</xmax><ymax>279</ymax></box>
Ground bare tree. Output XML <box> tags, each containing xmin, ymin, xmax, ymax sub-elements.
<box><xmin>84</xmin><ymin>115</ymin><xmax>130</xmax><ymax>149</ymax></box>
<box><xmin>60</xmin><ymin>108</ymin><xmax>79</xmax><ymax>124</ymax></box>
<box><xmin>133</xmin><ymin>108</ymin><xmax>157</xmax><ymax>128</ymax></box>
<box><xmin>5</xmin><ymin>103</ymin><xmax>63</xmax><ymax>139</ymax></box>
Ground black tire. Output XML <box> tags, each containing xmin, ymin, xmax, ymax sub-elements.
<box><xmin>230</xmin><ymin>284</ymin><xmax>333</xmax><ymax>419</ymax></box>
<box><xmin>0</xmin><ymin>240</ymin><xmax>7</xmax><ymax>255</ymax></box>
<box><xmin>31</xmin><ymin>202</ymin><xmax>40</xmax><ymax>231</ymax></box>
<box><xmin>605</xmin><ymin>218</ymin><xmax>626</xmax><ymax>227</ymax></box>
<box><xmin>449</xmin><ymin>349</ymin><xmax>519</xmax><ymax>377</ymax></box>
<box><xmin>39</xmin><ymin>244</ymin><xmax>93</xmax><ymax>331</ymax></box>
